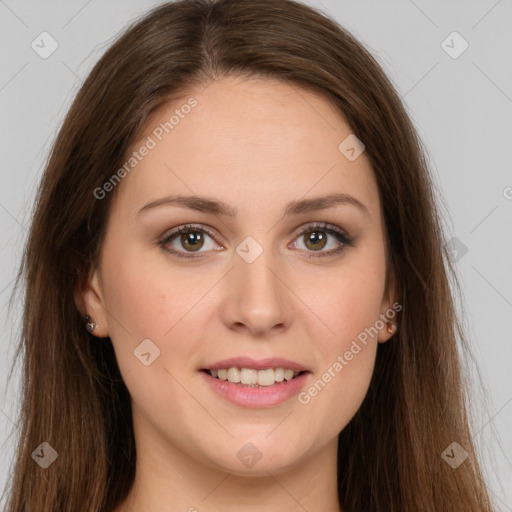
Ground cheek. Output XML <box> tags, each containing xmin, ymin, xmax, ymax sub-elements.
<box><xmin>291</xmin><ymin>253</ymin><xmax>385</xmax><ymax>426</ymax></box>
<box><xmin>102</xmin><ymin>237</ymin><xmax>197</xmax><ymax>334</ymax></box>
<box><xmin>100</xmin><ymin>241</ymin><xmax>222</xmax><ymax>376</ymax></box>
<box><xmin>301</xmin><ymin>258</ymin><xmax>386</xmax><ymax>355</ymax></box>
<box><xmin>296</xmin><ymin>288</ymin><xmax>380</xmax><ymax>438</ymax></box>
<box><xmin>99</xmin><ymin>248</ymin><xmax>212</xmax><ymax>422</ymax></box>
<box><xmin>297</xmin><ymin>343</ymin><xmax>376</xmax><ymax>445</ymax></box>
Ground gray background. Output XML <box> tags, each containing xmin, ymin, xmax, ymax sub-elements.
<box><xmin>0</xmin><ymin>0</ymin><xmax>511</xmax><ymax>509</ymax></box>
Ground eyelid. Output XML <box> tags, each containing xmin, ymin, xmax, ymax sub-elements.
<box><xmin>158</xmin><ymin>223</ymin><xmax>224</xmax><ymax>245</ymax></box>
<box><xmin>293</xmin><ymin>221</ymin><xmax>350</xmax><ymax>239</ymax></box>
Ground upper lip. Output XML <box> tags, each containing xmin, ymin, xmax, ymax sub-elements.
<box><xmin>202</xmin><ymin>356</ymin><xmax>310</xmax><ymax>372</ymax></box>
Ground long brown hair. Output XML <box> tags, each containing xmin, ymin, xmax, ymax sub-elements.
<box><xmin>3</xmin><ymin>0</ymin><xmax>495</xmax><ymax>510</ymax></box>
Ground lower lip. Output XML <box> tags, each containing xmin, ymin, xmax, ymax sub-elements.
<box><xmin>200</xmin><ymin>371</ymin><xmax>310</xmax><ymax>408</ymax></box>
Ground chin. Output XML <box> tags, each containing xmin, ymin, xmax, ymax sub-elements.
<box><xmin>199</xmin><ymin>436</ymin><xmax>308</xmax><ymax>476</ymax></box>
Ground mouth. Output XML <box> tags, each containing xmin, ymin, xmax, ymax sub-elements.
<box><xmin>201</xmin><ymin>367</ymin><xmax>308</xmax><ymax>388</ymax></box>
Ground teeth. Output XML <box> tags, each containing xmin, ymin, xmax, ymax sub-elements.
<box><xmin>240</xmin><ymin>368</ymin><xmax>258</xmax><ymax>385</ymax></box>
<box><xmin>227</xmin><ymin>367</ymin><xmax>241</xmax><ymax>383</ymax></box>
<box><xmin>274</xmin><ymin>367</ymin><xmax>285</xmax><ymax>382</ymax></box>
<box><xmin>284</xmin><ymin>369</ymin><xmax>294</xmax><ymax>381</ymax></box>
<box><xmin>257</xmin><ymin>369</ymin><xmax>275</xmax><ymax>386</ymax></box>
<box><xmin>208</xmin><ymin>366</ymin><xmax>302</xmax><ymax>386</ymax></box>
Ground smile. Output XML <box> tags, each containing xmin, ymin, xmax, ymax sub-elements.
<box><xmin>200</xmin><ymin>369</ymin><xmax>311</xmax><ymax>408</ymax></box>
<box><xmin>204</xmin><ymin>367</ymin><xmax>304</xmax><ymax>387</ymax></box>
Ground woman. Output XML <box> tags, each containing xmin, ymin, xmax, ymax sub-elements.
<box><xmin>3</xmin><ymin>0</ymin><xmax>495</xmax><ymax>510</ymax></box>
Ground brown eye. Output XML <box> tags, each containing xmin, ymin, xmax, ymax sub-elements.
<box><xmin>179</xmin><ymin>230</ymin><xmax>205</xmax><ymax>252</ymax></box>
<box><xmin>158</xmin><ymin>224</ymin><xmax>220</xmax><ymax>259</ymax></box>
<box><xmin>291</xmin><ymin>222</ymin><xmax>354</xmax><ymax>259</ymax></box>
<box><xmin>303</xmin><ymin>230</ymin><xmax>328</xmax><ymax>251</ymax></box>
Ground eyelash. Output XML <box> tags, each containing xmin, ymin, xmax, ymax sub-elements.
<box><xmin>157</xmin><ymin>222</ymin><xmax>354</xmax><ymax>260</ymax></box>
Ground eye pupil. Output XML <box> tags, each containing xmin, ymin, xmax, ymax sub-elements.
<box><xmin>181</xmin><ymin>231</ymin><xmax>203</xmax><ymax>251</ymax></box>
<box><xmin>305</xmin><ymin>230</ymin><xmax>327</xmax><ymax>250</ymax></box>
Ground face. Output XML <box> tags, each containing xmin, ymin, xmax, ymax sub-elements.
<box><xmin>79</xmin><ymin>75</ymin><xmax>397</xmax><ymax>476</ymax></box>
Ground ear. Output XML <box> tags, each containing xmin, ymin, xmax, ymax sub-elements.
<box><xmin>378</xmin><ymin>269</ymin><xmax>399</xmax><ymax>344</ymax></box>
<box><xmin>74</xmin><ymin>266</ymin><xmax>110</xmax><ymax>338</ymax></box>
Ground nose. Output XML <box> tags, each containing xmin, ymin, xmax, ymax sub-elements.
<box><xmin>219</xmin><ymin>244</ymin><xmax>293</xmax><ymax>337</ymax></box>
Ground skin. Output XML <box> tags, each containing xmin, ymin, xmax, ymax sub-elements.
<box><xmin>77</xmin><ymin>75</ymin><xmax>397</xmax><ymax>512</ymax></box>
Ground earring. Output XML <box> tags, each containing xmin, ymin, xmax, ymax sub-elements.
<box><xmin>386</xmin><ymin>321</ymin><xmax>397</xmax><ymax>335</ymax></box>
<box><xmin>83</xmin><ymin>315</ymin><xmax>97</xmax><ymax>333</ymax></box>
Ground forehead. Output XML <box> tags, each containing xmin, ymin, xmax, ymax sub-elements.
<box><xmin>111</xmin><ymin>75</ymin><xmax>381</xmax><ymax>223</ymax></box>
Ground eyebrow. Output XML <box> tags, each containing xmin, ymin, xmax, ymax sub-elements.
<box><xmin>137</xmin><ymin>192</ymin><xmax>370</xmax><ymax>218</ymax></box>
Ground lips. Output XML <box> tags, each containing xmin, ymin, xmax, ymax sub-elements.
<box><xmin>200</xmin><ymin>356</ymin><xmax>312</xmax><ymax>408</ymax></box>
<box><xmin>201</xmin><ymin>370</ymin><xmax>310</xmax><ymax>408</ymax></box>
